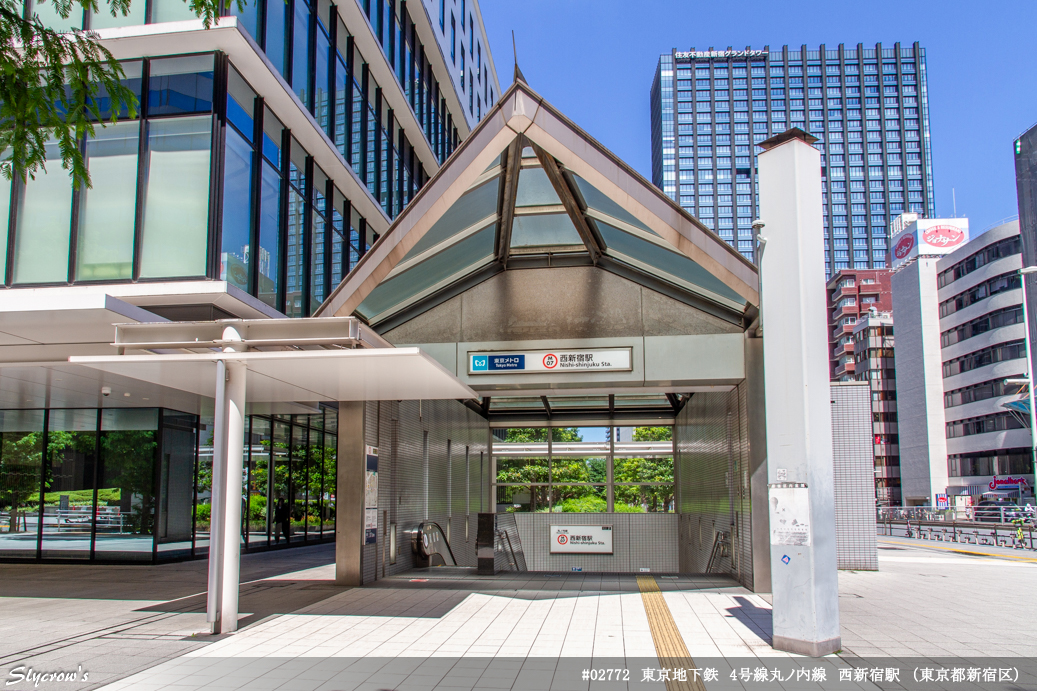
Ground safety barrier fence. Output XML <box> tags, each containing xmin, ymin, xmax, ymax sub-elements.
<box><xmin>877</xmin><ymin>517</ymin><xmax>1037</xmax><ymax>550</ymax></box>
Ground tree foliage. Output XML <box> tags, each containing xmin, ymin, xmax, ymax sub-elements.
<box><xmin>0</xmin><ymin>0</ymin><xmax>234</xmax><ymax>188</ymax></box>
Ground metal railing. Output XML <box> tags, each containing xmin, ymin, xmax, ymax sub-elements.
<box><xmin>878</xmin><ymin>506</ymin><xmax>1034</xmax><ymax>524</ymax></box>
<box><xmin>877</xmin><ymin>512</ymin><xmax>1037</xmax><ymax>550</ymax></box>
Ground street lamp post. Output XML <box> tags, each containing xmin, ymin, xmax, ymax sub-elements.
<box><xmin>1020</xmin><ymin>266</ymin><xmax>1037</xmax><ymax>503</ymax></box>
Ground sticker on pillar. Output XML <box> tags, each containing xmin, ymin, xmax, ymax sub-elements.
<box><xmin>781</xmin><ymin>554</ymin><xmax>791</xmax><ymax>565</ymax></box>
<box><xmin>769</xmin><ymin>486</ymin><xmax>811</xmax><ymax>546</ymax></box>
<box><xmin>365</xmin><ymin>445</ymin><xmax>379</xmax><ymax>545</ymax></box>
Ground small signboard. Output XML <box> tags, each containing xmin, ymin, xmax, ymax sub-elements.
<box><xmin>936</xmin><ymin>493</ymin><xmax>949</xmax><ymax>510</ymax></box>
<box><xmin>469</xmin><ymin>348</ymin><xmax>632</xmax><ymax>375</ymax></box>
<box><xmin>550</xmin><ymin>525</ymin><xmax>613</xmax><ymax>554</ymax></box>
<box><xmin>364</xmin><ymin>445</ymin><xmax>378</xmax><ymax>545</ymax></box>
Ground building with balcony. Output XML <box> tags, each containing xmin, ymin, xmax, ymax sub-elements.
<box><xmin>826</xmin><ymin>268</ymin><xmax>892</xmax><ymax>380</ymax></box>
<box><xmin>650</xmin><ymin>43</ymin><xmax>934</xmax><ymax>269</ymax></box>
<box><xmin>851</xmin><ymin>312</ymin><xmax>899</xmax><ymax>505</ymax></box>
<box><xmin>937</xmin><ymin>220</ymin><xmax>1032</xmax><ymax>503</ymax></box>
<box><xmin>893</xmin><ymin>217</ymin><xmax>1033</xmax><ymax>505</ymax></box>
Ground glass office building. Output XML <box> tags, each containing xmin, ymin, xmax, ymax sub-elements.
<box><xmin>0</xmin><ymin>0</ymin><xmax>498</xmax><ymax>562</ymax></box>
<box><xmin>0</xmin><ymin>406</ymin><xmax>336</xmax><ymax>562</ymax></box>
<box><xmin>6</xmin><ymin>0</ymin><xmax>500</xmax><ymax>319</ymax></box>
<box><xmin>651</xmin><ymin>43</ymin><xmax>935</xmax><ymax>273</ymax></box>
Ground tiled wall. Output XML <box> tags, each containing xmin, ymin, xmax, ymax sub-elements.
<box><xmin>513</xmin><ymin>513</ymin><xmax>678</xmax><ymax>573</ymax></box>
<box><xmin>674</xmin><ymin>385</ymin><xmax>754</xmax><ymax>588</ymax></box>
<box><xmin>360</xmin><ymin>399</ymin><xmax>491</xmax><ymax>581</ymax></box>
<box><xmin>831</xmin><ymin>383</ymin><xmax>879</xmax><ymax>570</ymax></box>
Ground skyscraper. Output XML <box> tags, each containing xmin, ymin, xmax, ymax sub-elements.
<box><xmin>651</xmin><ymin>44</ymin><xmax>935</xmax><ymax>271</ymax></box>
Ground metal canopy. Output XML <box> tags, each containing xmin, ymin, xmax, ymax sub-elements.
<box><xmin>317</xmin><ymin>80</ymin><xmax>760</xmax><ymax>328</ymax></box>
<box><xmin>70</xmin><ymin>349</ymin><xmax>477</xmax><ymax>403</ymax></box>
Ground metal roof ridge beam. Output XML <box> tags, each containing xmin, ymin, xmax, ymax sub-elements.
<box><xmin>496</xmin><ymin>137</ymin><xmax>522</xmax><ymax>267</ymax></box>
<box><xmin>532</xmin><ymin>142</ymin><xmax>604</xmax><ymax>265</ymax></box>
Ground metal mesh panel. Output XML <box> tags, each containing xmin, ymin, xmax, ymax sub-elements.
<box><xmin>675</xmin><ymin>386</ymin><xmax>752</xmax><ymax>587</ymax></box>
<box><xmin>361</xmin><ymin>399</ymin><xmax>490</xmax><ymax>581</ymax></box>
<box><xmin>831</xmin><ymin>383</ymin><xmax>879</xmax><ymax>570</ymax></box>
<box><xmin>513</xmin><ymin>513</ymin><xmax>677</xmax><ymax>572</ymax></box>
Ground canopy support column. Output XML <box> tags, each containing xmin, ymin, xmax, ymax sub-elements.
<box><xmin>207</xmin><ymin>337</ymin><xmax>248</xmax><ymax>634</ymax></box>
<box><xmin>336</xmin><ymin>400</ymin><xmax>367</xmax><ymax>586</ymax></box>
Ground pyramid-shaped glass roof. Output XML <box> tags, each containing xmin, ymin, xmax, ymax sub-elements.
<box><xmin>319</xmin><ymin>81</ymin><xmax>759</xmax><ymax>329</ymax></box>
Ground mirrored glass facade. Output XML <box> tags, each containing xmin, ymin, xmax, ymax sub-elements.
<box><xmin>651</xmin><ymin>43</ymin><xmax>935</xmax><ymax>275</ymax></box>
<box><xmin>0</xmin><ymin>407</ymin><xmax>336</xmax><ymax>561</ymax></box>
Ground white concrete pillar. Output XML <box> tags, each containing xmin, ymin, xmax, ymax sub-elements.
<box><xmin>207</xmin><ymin>328</ymin><xmax>247</xmax><ymax>634</ymax></box>
<box><xmin>757</xmin><ymin>129</ymin><xmax>841</xmax><ymax>657</ymax></box>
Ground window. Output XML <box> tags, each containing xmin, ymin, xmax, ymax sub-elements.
<box><xmin>292</xmin><ymin>0</ymin><xmax>312</xmax><ymax>105</ymax></box>
<box><xmin>439</xmin><ymin>0</ymin><xmax>444</xmax><ymax>31</ymax></box>
<box><xmin>11</xmin><ymin>138</ymin><xmax>73</xmax><ymax>284</ymax></box>
<box><xmin>221</xmin><ymin>127</ymin><xmax>255</xmax><ymax>292</ymax></box>
<box><xmin>147</xmin><ymin>54</ymin><xmax>214</xmax><ymax>117</ymax></box>
<box><xmin>450</xmin><ymin>13</ymin><xmax>456</xmax><ymax>64</ymax></box>
<box><xmin>76</xmin><ymin>121</ymin><xmax>141</xmax><ymax>281</ymax></box>
<box><xmin>943</xmin><ymin>340</ymin><xmax>1026</xmax><ymax>378</ymax></box>
<box><xmin>139</xmin><ymin>116</ymin><xmax>213</xmax><ymax>279</ymax></box>
<box><xmin>265</xmin><ymin>0</ymin><xmax>289</xmax><ymax>75</ymax></box>
<box><xmin>939</xmin><ymin>272</ymin><xmax>1021</xmax><ymax>317</ymax></box>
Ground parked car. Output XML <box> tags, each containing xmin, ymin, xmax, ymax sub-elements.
<box><xmin>973</xmin><ymin>501</ymin><xmax>1023</xmax><ymax>523</ymax></box>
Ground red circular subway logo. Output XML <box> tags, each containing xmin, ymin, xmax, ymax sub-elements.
<box><xmin>543</xmin><ymin>354</ymin><xmax>558</xmax><ymax>369</ymax></box>
<box><xmin>557</xmin><ymin>534</ymin><xmax>568</xmax><ymax>545</ymax></box>
<box><xmin>922</xmin><ymin>225</ymin><xmax>966</xmax><ymax>248</ymax></box>
<box><xmin>893</xmin><ymin>233</ymin><xmax>915</xmax><ymax>259</ymax></box>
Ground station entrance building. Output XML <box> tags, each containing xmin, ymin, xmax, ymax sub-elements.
<box><xmin>317</xmin><ymin>79</ymin><xmax>768</xmax><ymax>592</ymax></box>
<box><xmin>0</xmin><ymin>78</ymin><xmax>841</xmax><ymax>655</ymax></box>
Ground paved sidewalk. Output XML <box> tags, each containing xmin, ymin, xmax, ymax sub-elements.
<box><xmin>0</xmin><ymin>538</ymin><xmax>1034</xmax><ymax>690</ymax></box>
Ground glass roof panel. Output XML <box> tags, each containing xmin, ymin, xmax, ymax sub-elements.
<box><xmin>357</xmin><ymin>224</ymin><xmax>495</xmax><ymax>321</ymax></box>
<box><xmin>402</xmin><ymin>179</ymin><xmax>498</xmax><ymax>259</ymax></box>
<box><xmin>572</xmin><ymin>175</ymin><xmax>656</xmax><ymax>234</ymax></box>
<box><xmin>484</xmin><ymin>154</ymin><xmax>501</xmax><ymax>171</ymax></box>
<box><xmin>514</xmin><ymin>167</ymin><xmax>561</xmax><ymax>207</ymax></box>
<box><xmin>511</xmin><ymin>213</ymin><xmax>583</xmax><ymax>250</ymax></box>
<box><xmin>596</xmin><ymin>222</ymin><xmax>745</xmax><ymax>305</ymax></box>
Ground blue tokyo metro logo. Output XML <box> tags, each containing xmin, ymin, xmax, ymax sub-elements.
<box><xmin>471</xmin><ymin>354</ymin><xmax>525</xmax><ymax>372</ymax></box>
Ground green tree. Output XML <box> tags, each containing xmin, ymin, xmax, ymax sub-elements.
<box><xmin>0</xmin><ymin>431</ymin><xmax>44</xmax><ymax>532</ymax></box>
<box><xmin>0</xmin><ymin>0</ymin><xmax>237</xmax><ymax>188</ymax></box>
<box><xmin>503</xmin><ymin>427</ymin><xmax>582</xmax><ymax>443</ymax></box>
<box><xmin>614</xmin><ymin>426</ymin><xmax>674</xmax><ymax>512</ymax></box>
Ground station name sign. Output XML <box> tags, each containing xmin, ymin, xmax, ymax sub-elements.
<box><xmin>551</xmin><ymin>525</ymin><xmax>613</xmax><ymax>554</ymax></box>
<box><xmin>675</xmin><ymin>49</ymin><xmax>766</xmax><ymax>60</ymax></box>
<box><xmin>468</xmin><ymin>348</ymin><xmax>632</xmax><ymax>375</ymax></box>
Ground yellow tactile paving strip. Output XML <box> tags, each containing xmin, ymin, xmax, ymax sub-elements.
<box><xmin>637</xmin><ymin>575</ymin><xmax>706</xmax><ymax>691</ymax></box>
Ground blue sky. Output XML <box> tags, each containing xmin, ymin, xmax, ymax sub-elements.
<box><xmin>480</xmin><ymin>0</ymin><xmax>1037</xmax><ymax>236</ymax></box>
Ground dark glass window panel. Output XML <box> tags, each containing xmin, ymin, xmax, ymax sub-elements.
<box><xmin>285</xmin><ymin>187</ymin><xmax>305</xmax><ymax>317</ymax></box>
<box><xmin>350</xmin><ymin>79</ymin><xmax>363</xmax><ymax>172</ymax></box>
<box><xmin>226</xmin><ymin>68</ymin><xmax>255</xmax><ymax>142</ymax></box>
<box><xmin>220</xmin><ymin>127</ymin><xmax>254</xmax><ymax>293</ymax></box>
<box><xmin>330</xmin><ymin>204</ymin><xmax>344</xmax><ymax>286</ymax></box>
<box><xmin>314</xmin><ymin>21</ymin><xmax>331</xmax><ymax>137</ymax></box>
<box><xmin>230</xmin><ymin>0</ymin><xmax>259</xmax><ymax>39</ymax></box>
<box><xmin>246</xmin><ymin>417</ymin><xmax>272</xmax><ymax>548</ymax></box>
<box><xmin>262</xmin><ymin>107</ymin><xmax>283</xmax><ymax>167</ymax></box>
<box><xmin>147</xmin><ymin>54</ymin><xmax>215</xmax><ymax>117</ymax></box>
<box><xmin>333</xmin><ymin>56</ymin><xmax>348</xmax><ymax>157</ymax></box>
<box><xmin>292</xmin><ymin>0</ymin><xmax>312</xmax><ymax>105</ymax></box>
<box><xmin>310</xmin><ymin>207</ymin><xmax>326</xmax><ymax>314</ymax></box>
<box><xmin>89</xmin><ymin>60</ymin><xmax>143</xmax><ymax>120</ymax></box>
<box><xmin>258</xmin><ymin>162</ymin><xmax>282</xmax><ymax>309</ymax></box>
<box><xmin>156</xmin><ymin>411</ymin><xmax>196</xmax><ymax>557</ymax></box>
<box><xmin>265</xmin><ymin>0</ymin><xmax>288</xmax><ymax>76</ymax></box>
<box><xmin>271</xmin><ymin>421</ymin><xmax>291</xmax><ymax>544</ymax></box>
<box><xmin>94</xmin><ymin>409</ymin><xmax>158</xmax><ymax>561</ymax></box>
<box><xmin>0</xmin><ymin>411</ymin><xmax>45</xmax><ymax>558</ymax></box>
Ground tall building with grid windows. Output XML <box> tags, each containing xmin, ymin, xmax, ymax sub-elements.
<box><xmin>651</xmin><ymin>43</ymin><xmax>935</xmax><ymax>271</ymax></box>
